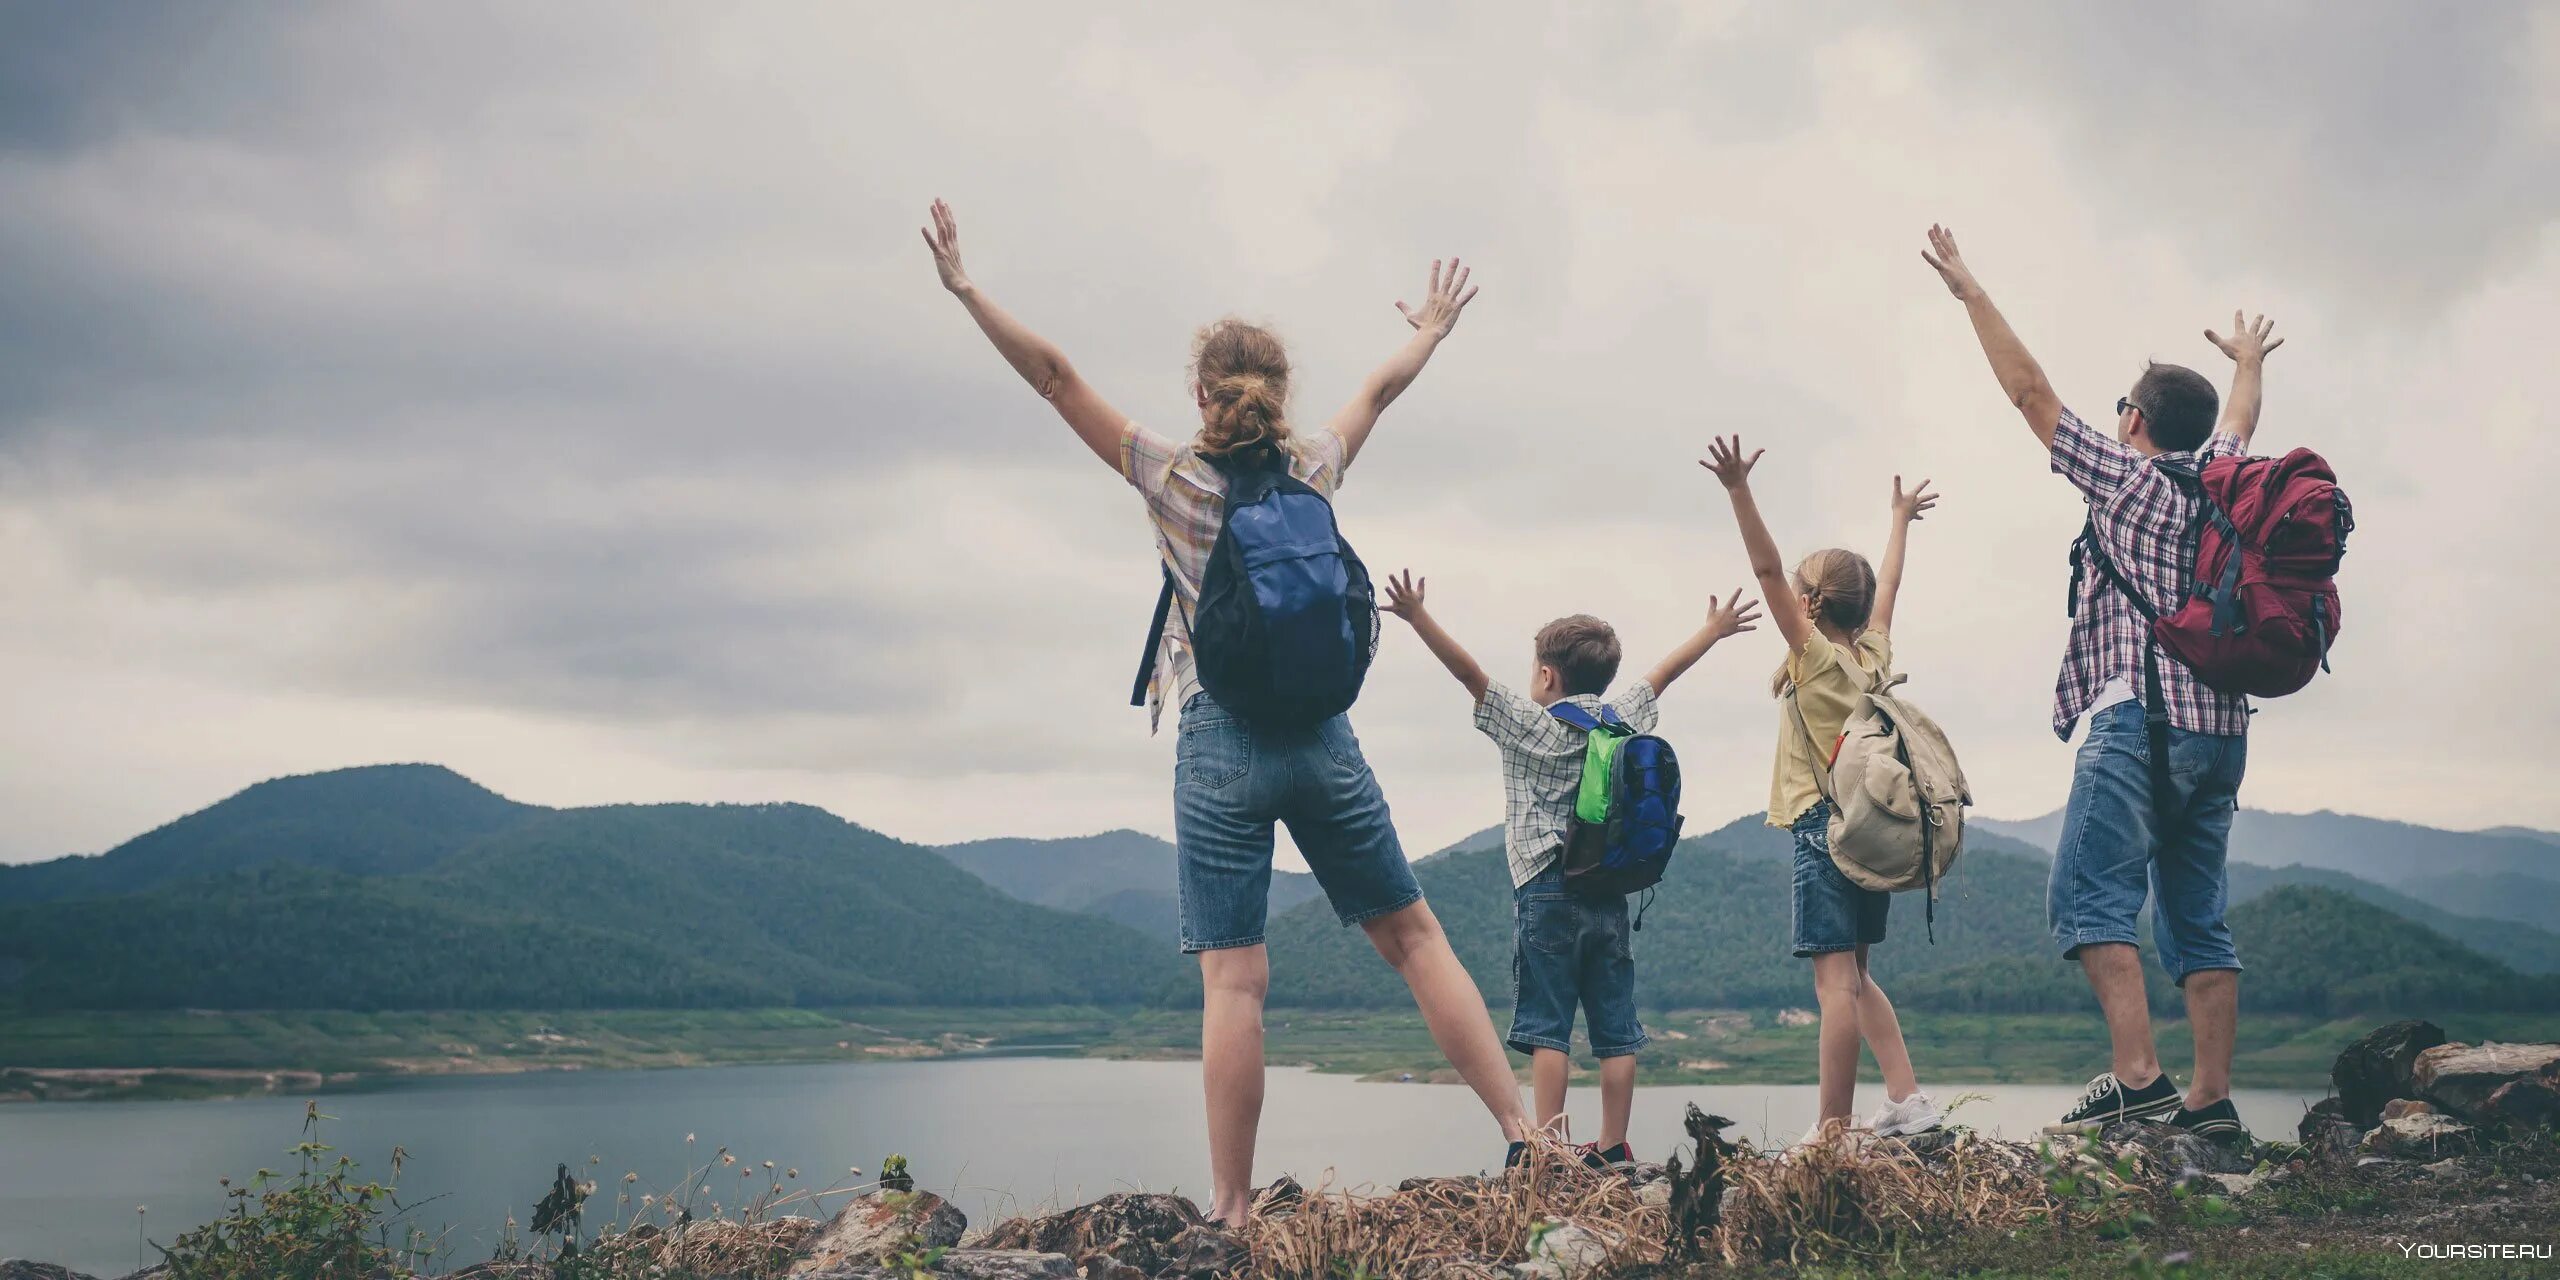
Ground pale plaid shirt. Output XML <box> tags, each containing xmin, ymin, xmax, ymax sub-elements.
<box><xmin>1474</xmin><ymin>679</ymin><xmax>1660</xmax><ymax>887</ymax></box>
<box><xmin>2050</xmin><ymin>406</ymin><xmax>2252</xmax><ymax>740</ymax></box>
<box><xmin>1123</xmin><ymin>423</ymin><xmax>1349</xmax><ymax>731</ymax></box>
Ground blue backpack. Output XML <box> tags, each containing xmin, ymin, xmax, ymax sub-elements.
<box><xmin>1130</xmin><ymin>454</ymin><xmax>1378</xmax><ymax>726</ymax></box>
<box><xmin>1545</xmin><ymin>702</ymin><xmax>1684</xmax><ymax>903</ymax></box>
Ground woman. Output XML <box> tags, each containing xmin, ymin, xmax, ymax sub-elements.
<box><xmin>921</xmin><ymin>200</ymin><xmax>1527</xmax><ymax>1224</ymax></box>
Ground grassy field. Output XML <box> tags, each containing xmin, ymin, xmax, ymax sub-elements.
<box><xmin>7</xmin><ymin>1006</ymin><xmax>2560</xmax><ymax>1102</ymax></box>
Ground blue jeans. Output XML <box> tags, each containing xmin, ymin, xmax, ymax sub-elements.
<box><xmin>1174</xmin><ymin>693</ymin><xmax>1423</xmax><ymax>953</ymax></box>
<box><xmin>1790</xmin><ymin>800</ymin><xmax>1889</xmax><ymax>956</ymax></box>
<box><xmin>2048</xmin><ymin>700</ymin><xmax>2248</xmax><ymax>984</ymax></box>
<box><xmin>1507</xmin><ymin>864</ymin><xmax>1647</xmax><ymax>1058</ymax></box>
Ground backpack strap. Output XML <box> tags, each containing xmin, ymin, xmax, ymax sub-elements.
<box><xmin>1131</xmin><ymin>565</ymin><xmax>1176</xmax><ymax>709</ymax></box>
<box><xmin>2073</xmin><ymin>503</ymin><xmax>2191</xmax><ymax>832</ymax></box>
<box><xmin>1545</xmin><ymin>701</ymin><xmax>1628</xmax><ymax>735</ymax></box>
<box><xmin>1784</xmin><ymin>682</ymin><xmax>1838</xmax><ymax>809</ymax></box>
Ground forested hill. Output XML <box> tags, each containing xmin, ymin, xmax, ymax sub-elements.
<box><xmin>0</xmin><ymin>795</ymin><xmax>1180</xmax><ymax>1010</ymax></box>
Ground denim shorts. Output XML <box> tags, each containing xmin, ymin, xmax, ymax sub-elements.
<box><xmin>1173</xmin><ymin>693</ymin><xmax>1424</xmax><ymax>953</ymax></box>
<box><xmin>1790</xmin><ymin>800</ymin><xmax>1889</xmax><ymax>957</ymax></box>
<box><xmin>2048</xmin><ymin>700</ymin><xmax>2248</xmax><ymax>984</ymax></box>
<box><xmin>1507</xmin><ymin>864</ymin><xmax>1648</xmax><ymax>1058</ymax></box>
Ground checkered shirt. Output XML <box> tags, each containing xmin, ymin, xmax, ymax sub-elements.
<box><xmin>1474</xmin><ymin>679</ymin><xmax>1660</xmax><ymax>887</ymax></box>
<box><xmin>2050</xmin><ymin>405</ymin><xmax>2252</xmax><ymax>740</ymax></box>
<box><xmin>1123</xmin><ymin>423</ymin><xmax>1349</xmax><ymax>731</ymax></box>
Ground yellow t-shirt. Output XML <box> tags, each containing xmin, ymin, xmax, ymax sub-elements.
<box><xmin>1767</xmin><ymin>629</ymin><xmax>1893</xmax><ymax>827</ymax></box>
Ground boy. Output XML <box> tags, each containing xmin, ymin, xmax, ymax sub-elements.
<box><xmin>1381</xmin><ymin>569</ymin><xmax>1760</xmax><ymax>1166</ymax></box>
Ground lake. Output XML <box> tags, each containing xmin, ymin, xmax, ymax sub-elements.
<box><xmin>0</xmin><ymin>1058</ymin><xmax>2318</xmax><ymax>1277</ymax></box>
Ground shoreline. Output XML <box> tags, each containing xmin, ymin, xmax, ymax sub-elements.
<box><xmin>16</xmin><ymin>1006</ymin><xmax>2556</xmax><ymax>1104</ymax></box>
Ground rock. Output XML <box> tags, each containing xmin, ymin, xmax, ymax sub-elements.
<box><xmin>1529</xmin><ymin>1221</ymin><xmax>1623</xmax><ymax>1276</ymax></box>
<box><xmin>2480</xmin><ymin>1073</ymin><xmax>2560</xmax><ymax>1132</ymax></box>
<box><xmin>2359</xmin><ymin>1111</ymin><xmax>2477</xmax><ymax>1160</ymax></box>
<box><xmin>448</xmin><ymin>1266</ymin><xmax>547</xmax><ymax>1280</ymax></box>
<box><xmin>1511</xmin><ymin>1262</ymin><xmax>1566</xmax><ymax>1280</ymax></box>
<box><xmin>1395</xmin><ymin>1174</ymin><xmax>1485</xmax><ymax>1196</ymax></box>
<box><xmin>1160</xmin><ymin>1225</ymin><xmax>1247</xmax><ymax>1278</ymax></box>
<box><xmin>2297</xmin><ymin>1098</ymin><xmax>2360</xmax><ymax>1160</ymax></box>
<box><xmin>1</xmin><ymin>1263</ymin><xmax>101</xmax><ymax>1280</ymax></box>
<box><xmin>1251</xmin><ymin>1174</ymin><xmax>1303</xmax><ymax>1216</ymax></box>
<box><xmin>804</xmin><ymin>1252</ymin><xmax>1077</xmax><ymax>1280</ymax></box>
<box><xmin>2211</xmin><ymin>1171</ymin><xmax>2266</xmax><ymax>1197</ymax></box>
<box><xmin>2412</xmin><ymin>1041</ymin><xmax>2560</xmax><ymax>1119</ymax></box>
<box><xmin>790</xmin><ymin>1188</ymin><xmax>969</xmax><ymax>1275</ymax></box>
<box><xmin>1637</xmin><ymin>1179</ymin><xmax>1671</xmax><ymax>1209</ymax></box>
<box><xmin>976</xmin><ymin>1193</ymin><xmax>1206</xmax><ymax>1276</ymax></box>
<box><xmin>1080</xmin><ymin>1256</ymin><xmax>1147</xmax><ymax>1280</ymax></box>
<box><xmin>1619</xmin><ymin>1160</ymin><xmax>1668</xmax><ymax>1184</ymax></box>
<box><xmin>2380</xmin><ymin>1098</ymin><xmax>2438</xmax><ymax>1120</ymax></box>
<box><xmin>2100</xmin><ymin>1120</ymin><xmax>2254</xmax><ymax>1180</ymax></box>
<box><xmin>2333</xmin><ymin>1020</ymin><xmax>2447</xmax><ymax>1127</ymax></box>
<box><xmin>1897</xmin><ymin>1128</ymin><xmax>1964</xmax><ymax>1159</ymax></box>
<box><xmin>2421</xmin><ymin>1158</ymin><xmax>2467</xmax><ymax>1178</ymax></box>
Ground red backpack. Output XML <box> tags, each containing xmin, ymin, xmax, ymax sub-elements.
<box><xmin>2078</xmin><ymin>447</ymin><xmax>2353</xmax><ymax>699</ymax></box>
<box><xmin>2159</xmin><ymin>448</ymin><xmax>2351</xmax><ymax>696</ymax></box>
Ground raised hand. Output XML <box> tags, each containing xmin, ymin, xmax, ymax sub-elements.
<box><xmin>1700</xmin><ymin>435</ymin><xmax>1764</xmax><ymax>491</ymax></box>
<box><xmin>1704</xmin><ymin>590</ymin><xmax>1763</xmax><ymax>642</ymax></box>
<box><xmin>1892</xmin><ymin>475</ymin><xmax>1940</xmax><ymax>524</ymax></box>
<box><xmin>920</xmin><ymin>198</ymin><xmax>970</xmax><ymax>294</ymax></box>
<box><xmin>2205</xmin><ymin>311</ymin><xmax>2284</xmax><ymax>364</ymax></box>
<box><xmin>1920</xmin><ymin>224</ymin><xmax>1983</xmax><ymax>301</ymax></box>
<box><xmin>1395</xmin><ymin>258</ymin><xmax>1478</xmax><ymax>337</ymax></box>
<box><xmin>1381</xmin><ymin>569</ymin><xmax>1428</xmax><ymax>621</ymax></box>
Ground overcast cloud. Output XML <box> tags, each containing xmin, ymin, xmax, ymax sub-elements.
<box><xmin>4</xmin><ymin>1</ymin><xmax>2556</xmax><ymax>864</ymax></box>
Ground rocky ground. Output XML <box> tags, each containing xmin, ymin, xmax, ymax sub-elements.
<box><xmin>8</xmin><ymin>1021</ymin><xmax>2559</xmax><ymax>1279</ymax></box>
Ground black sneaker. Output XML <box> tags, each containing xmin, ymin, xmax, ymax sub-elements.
<box><xmin>2170</xmin><ymin>1098</ymin><xmax>2250</xmax><ymax>1146</ymax></box>
<box><xmin>1578</xmin><ymin>1141</ymin><xmax>1635</xmax><ymax>1170</ymax></box>
<box><xmin>1504</xmin><ymin>1140</ymin><xmax>1529</xmax><ymax>1169</ymax></box>
<box><xmin>2044</xmin><ymin>1071</ymin><xmax>2182</xmax><ymax>1134</ymax></box>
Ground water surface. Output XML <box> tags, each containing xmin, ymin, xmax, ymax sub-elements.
<box><xmin>0</xmin><ymin>1059</ymin><xmax>2316</xmax><ymax>1277</ymax></box>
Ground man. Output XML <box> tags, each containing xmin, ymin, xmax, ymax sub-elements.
<box><xmin>1921</xmin><ymin>224</ymin><xmax>2282</xmax><ymax>1144</ymax></box>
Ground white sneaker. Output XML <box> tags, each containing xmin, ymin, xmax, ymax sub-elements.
<box><xmin>1865</xmin><ymin>1090</ymin><xmax>1944</xmax><ymax>1137</ymax></box>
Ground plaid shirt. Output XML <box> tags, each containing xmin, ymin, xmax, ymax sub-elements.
<box><xmin>2050</xmin><ymin>406</ymin><xmax>2251</xmax><ymax>740</ymax></box>
<box><xmin>1123</xmin><ymin>423</ymin><xmax>1349</xmax><ymax>731</ymax></box>
<box><xmin>1474</xmin><ymin>679</ymin><xmax>1660</xmax><ymax>887</ymax></box>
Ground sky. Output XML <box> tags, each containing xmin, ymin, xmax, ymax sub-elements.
<box><xmin>4</xmin><ymin>1</ymin><xmax>2556</xmax><ymax>865</ymax></box>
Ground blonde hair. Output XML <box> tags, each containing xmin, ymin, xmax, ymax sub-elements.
<box><xmin>1771</xmin><ymin>547</ymin><xmax>1879</xmax><ymax>696</ymax></box>
<box><xmin>1192</xmin><ymin>318</ymin><xmax>1293</xmax><ymax>471</ymax></box>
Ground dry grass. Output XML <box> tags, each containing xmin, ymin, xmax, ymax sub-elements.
<box><xmin>575</xmin><ymin>1215</ymin><xmax>822</xmax><ymax>1276</ymax></box>
<box><xmin>1236</xmin><ymin>1134</ymin><xmax>1667</xmax><ymax>1279</ymax></box>
<box><xmin>1707</xmin><ymin>1126</ymin><xmax>2068</xmax><ymax>1268</ymax></box>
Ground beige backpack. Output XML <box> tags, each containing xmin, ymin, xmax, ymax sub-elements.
<box><xmin>1790</xmin><ymin>665</ymin><xmax>1972</xmax><ymax>928</ymax></box>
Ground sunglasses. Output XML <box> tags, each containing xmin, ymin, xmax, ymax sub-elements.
<box><xmin>2116</xmin><ymin>396</ymin><xmax>2137</xmax><ymax>417</ymax></box>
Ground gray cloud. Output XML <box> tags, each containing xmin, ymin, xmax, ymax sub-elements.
<box><xmin>1</xmin><ymin>2</ymin><xmax>2553</xmax><ymax>862</ymax></box>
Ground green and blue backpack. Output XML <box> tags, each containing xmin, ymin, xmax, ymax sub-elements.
<box><xmin>1544</xmin><ymin>702</ymin><xmax>1684</xmax><ymax>907</ymax></box>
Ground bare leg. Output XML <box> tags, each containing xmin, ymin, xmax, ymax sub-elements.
<box><xmin>1363</xmin><ymin>900</ymin><xmax>1529</xmax><ymax>1141</ymax></box>
<box><xmin>1810</xmin><ymin>952</ymin><xmax>1866</xmax><ymax>1125</ymax></box>
<box><xmin>2076</xmin><ymin>941</ymin><xmax>2163</xmax><ymax>1087</ymax></box>
<box><xmin>1596</xmin><ymin>1054</ymin><xmax>1636</xmax><ymax>1150</ymax></box>
<box><xmin>1198</xmin><ymin>945</ymin><xmax>1269</xmax><ymax>1225</ymax></box>
<box><xmin>1530</xmin><ymin>1048</ymin><xmax>1569</xmax><ymax>1138</ymax></box>
<box><xmin>1851</xmin><ymin>946</ymin><xmax>1919</xmax><ymax>1102</ymax></box>
<box><xmin>2181</xmin><ymin>968</ymin><xmax>2238</xmax><ymax>1108</ymax></box>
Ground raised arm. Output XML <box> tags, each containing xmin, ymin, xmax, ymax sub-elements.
<box><xmin>1379</xmin><ymin>570</ymin><xmax>1489</xmax><ymax>701</ymax></box>
<box><xmin>922</xmin><ymin>200</ymin><xmax>1128</xmax><ymax>474</ymax></box>
<box><xmin>1869</xmin><ymin>475</ymin><xmax>1939</xmax><ymax>634</ymax></box>
<box><xmin>1643</xmin><ymin>590</ymin><xmax>1762</xmax><ymax>695</ymax></box>
<box><xmin>1922</xmin><ymin>225</ymin><xmax>2064</xmax><ymax>449</ymax></box>
<box><xmin>1326</xmin><ymin>258</ymin><xmax>1479</xmax><ymax>466</ymax></box>
<box><xmin>2204</xmin><ymin>311</ymin><xmax>2283</xmax><ymax>451</ymax></box>
<box><xmin>1702</xmin><ymin>436</ymin><xmax>1814</xmax><ymax>652</ymax></box>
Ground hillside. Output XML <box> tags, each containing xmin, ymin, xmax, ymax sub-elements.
<box><xmin>1978</xmin><ymin>807</ymin><xmax>2560</xmax><ymax>884</ymax></box>
<box><xmin>940</xmin><ymin>829</ymin><xmax>1321</xmax><ymax>941</ymax></box>
<box><xmin>0</xmin><ymin>764</ymin><xmax>539</xmax><ymax>903</ymax></box>
<box><xmin>0</xmin><ymin>801</ymin><xmax>1180</xmax><ymax>1010</ymax></box>
<box><xmin>2225</xmin><ymin>862</ymin><xmax>2560</xmax><ymax>973</ymax></box>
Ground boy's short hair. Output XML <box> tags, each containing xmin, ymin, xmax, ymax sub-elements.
<box><xmin>2131</xmin><ymin>362</ymin><xmax>2220</xmax><ymax>453</ymax></box>
<box><xmin>1535</xmin><ymin>614</ymin><xmax>1621</xmax><ymax>697</ymax></box>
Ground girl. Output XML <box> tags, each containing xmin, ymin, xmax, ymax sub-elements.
<box><xmin>921</xmin><ymin>200</ymin><xmax>1528</xmax><ymax>1224</ymax></box>
<box><xmin>1702</xmin><ymin>434</ymin><xmax>1944</xmax><ymax>1146</ymax></box>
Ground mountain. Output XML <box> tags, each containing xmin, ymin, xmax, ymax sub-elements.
<box><xmin>2225</xmin><ymin>863</ymin><xmax>2560</xmax><ymax>974</ymax></box>
<box><xmin>1977</xmin><ymin>808</ymin><xmax>2560</xmax><ymax>885</ymax></box>
<box><xmin>1260</xmin><ymin>831</ymin><xmax>2560</xmax><ymax>1016</ymax></box>
<box><xmin>0</xmin><ymin>783</ymin><xmax>1179</xmax><ymax>1011</ymax></box>
<box><xmin>2398</xmin><ymin>871</ymin><xmax>2560</xmax><ymax>935</ymax></box>
<box><xmin>0</xmin><ymin>764</ymin><xmax>539</xmax><ymax>903</ymax></box>
<box><xmin>2486</xmin><ymin>827</ymin><xmax>2560</xmax><ymax>845</ymax></box>
<box><xmin>939</xmin><ymin>830</ymin><xmax>1321</xmax><ymax>943</ymax></box>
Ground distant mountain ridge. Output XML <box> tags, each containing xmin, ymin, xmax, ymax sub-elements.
<box><xmin>939</xmin><ymin>830</ymin><xmax>1321</xmax><ymax>942</ymax></box>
